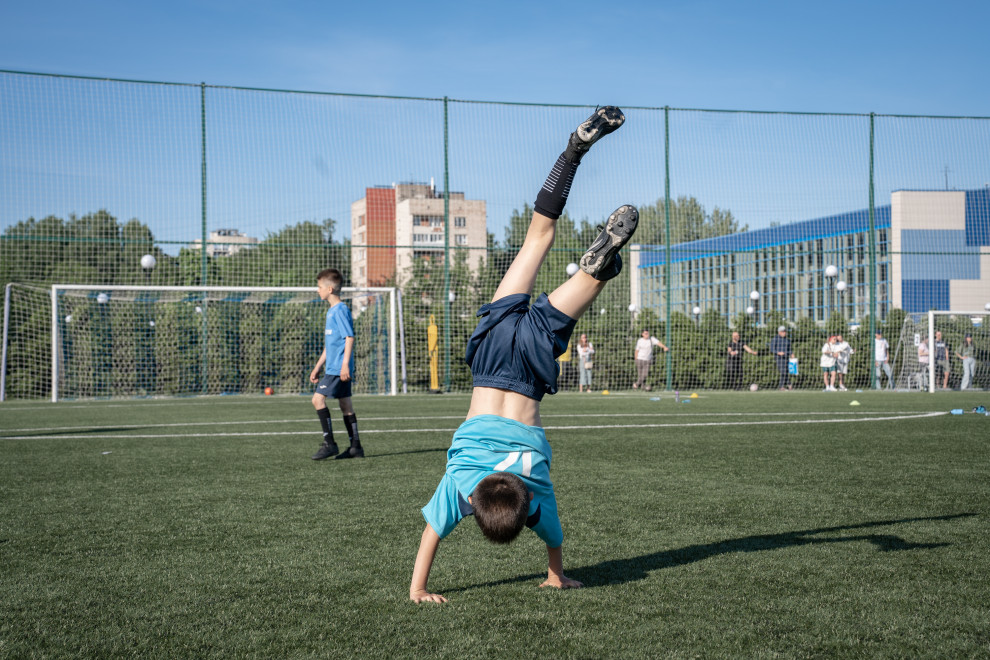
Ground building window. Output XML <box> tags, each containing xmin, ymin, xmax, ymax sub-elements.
<box><xmin>455</xmin><ymin>234</ymin><xmax>468</xmax><ymax>245</ymax></box>
<box><xmin>454</xmin><ymin>216</ymin><xmax>466</xmax><ymax>227</ymax></box>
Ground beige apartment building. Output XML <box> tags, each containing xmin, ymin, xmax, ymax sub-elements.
<box><xmin>350</xmin><ymin>182</ymin><xmax>487</xmax><ymax>289</ymax></box>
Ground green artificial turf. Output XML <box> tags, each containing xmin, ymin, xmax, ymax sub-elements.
<box><xmin>2</xmin><ymin>391</ymin><xmax>989</xmax><ymax>658</ymax></box>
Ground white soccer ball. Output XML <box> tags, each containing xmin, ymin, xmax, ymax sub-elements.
<box><xmin>140</xmin><ymin>254</ymin><xmax>157</xmax><ymax>270</ymax></box>
<box><xmin>566</xmin><ymin>262</ymin><xmax>579</xmax><ymax>277</ymax></box>
<box><xmin>96</xmin><ymin>293</ymin><xmax>109</xmax><ymax>304</ymax></box>
<box><xmin>750</xmin><ymin>383</ymin><xmax>759</xmax><ymax>392</ymax></box>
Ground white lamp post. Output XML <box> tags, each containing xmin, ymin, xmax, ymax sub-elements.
<box><xmin>692</xmin><ymin>306</ymin><xmax>701</xmax><ymax>325</ymax></box>
<box><xmin>824</xmin><ymin>265</ymin><xmax>838</xmax><ymax>321</ymax></box>
<box><xmin>749</xmin><ymin>290</ymin><xmax>760</xmax><ymax>325</ymax></box>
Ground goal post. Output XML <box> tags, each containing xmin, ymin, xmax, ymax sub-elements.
<box><xmin>892</xmin><ymin>310</ymin><xmax>988</xmax><ymax>393</ymax></box>
<box><xmin>44</xmin><ymin>284</ymin><xmax>402</xmax><ymax>401</ymax></box>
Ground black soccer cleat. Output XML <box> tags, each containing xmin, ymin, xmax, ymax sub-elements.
<box><xmin>311</xmin><ymin>440</ymin><xmax>339</xmax><ymax>461</ymax></box>
<box><xmin>580</xmin><ymin>204</ymin><xmax>639</xmax><ymax>281</ymax></box>
<box><xmin>334</xmin><ymin>446</ymin><xmax>364</xmax><ymax>460</ymax></box>
<box><xmin>564</xmin><ymin>106</ymin><xmax>625</xmax><ymax>161</ymax></box>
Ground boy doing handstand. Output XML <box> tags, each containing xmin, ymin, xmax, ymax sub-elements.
<box><xmin>410</xmin><ymin>106</ymin><xmax>638</xmax><ymax>603</ymax></box>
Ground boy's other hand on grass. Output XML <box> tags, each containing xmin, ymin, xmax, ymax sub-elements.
<box><xmin>410</xmin><ymin>589</ymin><xmax>448</xmax><ymax>604</ymax></box>
<box><xmin>539</xmin><ymin>575</ymin><xmax>583</xmax><ymax>589</ymax></box>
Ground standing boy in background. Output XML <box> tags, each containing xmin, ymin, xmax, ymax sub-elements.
<box><xmin>309</xmin><ymin>268</ymin><xmax>363</xmax><ymax>460</ymax></box>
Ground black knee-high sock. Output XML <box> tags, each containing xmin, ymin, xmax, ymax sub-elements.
<box><xmin>343</xmin><ymin>414</ymin><xmax>360</xmax><ymax>449</ymax></box>
<box><xmin>317</xmin><ymin>408</ymin><xmax>334</xmax><ymax>444</ymax></box>
<box><xmin>534</xmin><ymin>153</ymin><xmax>580</xmax><ymax>220</ymax></box>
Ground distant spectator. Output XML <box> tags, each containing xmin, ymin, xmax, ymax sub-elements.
<box><xmin>934</xmin><ymin>330</ymin><xmax>950</xmax><ymax>389</ymax></box>
<box><xmin>917</xmin><ymin>336</ymin><xmax>930</xmax><ymax>390</ymax></box>
<box><xmin>724</xmin><ymin>331</ymin><xmax>757</xmax><ymax>390</ymax></box>
<box><xmin>769</xmin><ymin>326</ymin><xmax>795</xmax><ymax>391</ymax></box>
<box><xmin>820</xmin><ymin>334</ymin><xmax>838</xmax><ymax>392</ymax></box>
<box><xmin>575</xmin><ymin>333</ymin><xmax>595</xmax><ymax>393</ymax></box>
<box><xmin>873</xmin><ymin>330</ymin><xmax>893</xmax><ymax>390</ymax></box>
<box><xmin>833</xmin><ymin>333</ymin><xmax>854</xmax><ymax>391</ymax></box>
<box><xmin>633</xmin><ymin>329</ymin><xmax>668</xmax><ymax>391</ymax></box>
<box><xmin>955</xmin><ymin>333</ymin><xmax>976</xmax><ymax>390</ymax></box>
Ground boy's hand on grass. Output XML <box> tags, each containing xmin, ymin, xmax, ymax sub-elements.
<box><xmin>410</xmin><ymin>589</ymin><xmax>447</xmax><ymax>604</ymax></box>
<box><xmin>539</xmin><ymin>575</ymin><xmax>583</xmax><ymax>589</ymax></box>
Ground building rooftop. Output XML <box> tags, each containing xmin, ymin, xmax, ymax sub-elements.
<box><xmin>637</xmin><ymin>205</ymin><xmax>892</xmax><ymax>267</ymax></box>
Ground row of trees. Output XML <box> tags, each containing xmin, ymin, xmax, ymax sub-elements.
<box><xmin>12</xmin><ymin>197</ymin><xmax>982</xmax><ymax>398</ymax></box>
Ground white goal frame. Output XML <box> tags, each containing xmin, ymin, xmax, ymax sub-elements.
<box><xmin>923</xmin><ymin>310</ymin><xmax>986</xmax><ymax>394</ymax></box>
<box><xmin>49</xmin><ymin>284</ymin><xmax>402</xmax><ymax>401</ymax></box>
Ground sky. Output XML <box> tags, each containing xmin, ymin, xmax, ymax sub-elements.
<box><xmin>2</xmin><ymin>0</ymin><xmax>989</xmax><ymax>250</ymax></box>
<box><xmin>3</xmin><ymin>0</ymin><xmax>989</xmax><ymax>115</ymax></box>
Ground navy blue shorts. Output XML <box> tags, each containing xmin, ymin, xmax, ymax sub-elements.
<box><xmin>315</xmin><ymin>374</ymin><xmax>353</xmax><ymax>399</ymax></box>
<box><xmin>465</xmin><ymin>293</ymin><xmax>577</xmax><ymax>401</ymax></box>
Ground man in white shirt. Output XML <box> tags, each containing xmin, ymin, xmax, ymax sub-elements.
<box><xmin>833</xmin><ymin>333</ymin><xmax>854</xmax><ymax>391</ymax></box>
<box><xmin>874</xmin><ymin>330</ymin><xmax>893</xmax><ymax>390</ymax></box>
<box><xmin>633</xmin><ymin>329</ymin><xmax>669</xmax><ymax>391</ymax></box>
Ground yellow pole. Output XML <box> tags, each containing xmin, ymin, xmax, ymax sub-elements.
<box><xmin>428</xmin><ymin>314</ymin><xmax>439</xmax><ymax>392</ymax></box>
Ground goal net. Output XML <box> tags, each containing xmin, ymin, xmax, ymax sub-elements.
<box><xmin>1</xmin><ymin>284</ymin><xmax>401</xmax><ymax>401</ymax></box>
<box><xmin>891</xmin><ymin>310</ymin><xmax>988</xmax><ymax>392</ymax></box>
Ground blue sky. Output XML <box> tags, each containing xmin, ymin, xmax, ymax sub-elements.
<box><xmin>3</xmin><ymin>0</ymin><xmax>989</xmax><ymax>115</ymax></box>
<box><xmin>2</xmin><ymin>0</ymin><xmax>989</xmax><ymax>249</ymax></box>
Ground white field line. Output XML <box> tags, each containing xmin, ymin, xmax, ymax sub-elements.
<box><xmin>0</xmin><ymin>411</ymin><xmax>936</xmax><ymax>434</ymax></box>
<box><xmin>0</xmin><ymin>411</ymin><xmax>948</xmax><ymax>440</ymax></box>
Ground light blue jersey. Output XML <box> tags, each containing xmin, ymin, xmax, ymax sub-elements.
<box><xmin>422</xmin><ymin>414</ymin><xmax>563</xmax><ymax>548</ymax></box>
<box><xmin>324</xmin><ymin>301</ymin><xmax>355</xmax><ymax>376</ymax></box>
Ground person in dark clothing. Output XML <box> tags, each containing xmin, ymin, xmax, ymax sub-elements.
<box><xmin>769</xmin><ymin>326</ymin><xmax>795</xmax><ymax>390</ymax></box>
<box><xmin>724</xmin><ymin>331</ymin><xmax>757</xmax><ymax>390</ymax></box>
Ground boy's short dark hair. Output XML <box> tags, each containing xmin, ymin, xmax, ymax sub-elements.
<box><xmin>317</xmin><ymin>268</ymin><xmax>343</xmax><ymax>293</ymax></box>
<box><xmin>472</xmin><ymin>472</ymin><xmax>529</xmax><ymax>544</ymax></box>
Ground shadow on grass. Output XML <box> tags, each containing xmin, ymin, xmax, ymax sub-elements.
<box><xmin>447</xmin><ymin>513</ymin><xmax>975</xmax><ymax>592</ymax></box>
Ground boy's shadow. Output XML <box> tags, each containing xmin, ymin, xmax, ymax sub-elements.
<box><xmin>450</xmin><ymin>513</ymin><xmax>973</xmax><ymax>592</ymax></box>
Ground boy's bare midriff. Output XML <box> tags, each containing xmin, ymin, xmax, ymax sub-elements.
<box><xmin>466</xmin><ymin>386</ymin><xmax>541</xmax><ymax>428</ymax></box>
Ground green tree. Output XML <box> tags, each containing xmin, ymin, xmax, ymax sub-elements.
<box><xmin>637</xmin><ymin>196</ymin><xmax>748</xmax><ymax>245</ymax></box>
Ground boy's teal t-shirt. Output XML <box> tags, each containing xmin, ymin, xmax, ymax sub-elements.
<box><xmin>422</xmin><ymin>414</ymin><xmax>563</xmax><ymax>548</ymax></box>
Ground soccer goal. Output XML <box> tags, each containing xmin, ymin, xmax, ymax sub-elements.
<box><xmin>1</xmin><ymin>284</ymin><xmax>404</xmax><ymax>401</ymax></box>
<box><xmin>891</xmin><ymin>310</ymin><xmax>988</xmax><ymax>392</ymax></box>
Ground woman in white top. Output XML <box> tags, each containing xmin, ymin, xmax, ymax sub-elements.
<box><xmin>575</xmin><ymin>333</ymin><xmax>595</xmax><ymax>393</ymax></box>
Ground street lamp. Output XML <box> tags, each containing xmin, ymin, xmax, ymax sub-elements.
<box><xmin>836</xmin><ymin>280</ymin><xmax>847</xmax><ymax>318</ymax></box>
<box><xmin>745</xmin><ymin>306</ymin><xmax>755</xmax><ymax>316</ymax></box>
<box><xmin>628</xmin><ymin>303</ymin><xmax>638</xmax><ymax>335</ymax></box>
<box><xmin>824</xmin><ymin>264</ymin><xmax>837</xmax><ymax>322</ymax></box>
<box><xmin>749</xmin><ymin>290</ymin><xmax>760</xmax><ymax>325</ymax></box>
<box><xmin>140</xmin><ymin>253</ymin><xmax>157</xmax><ymax>273</ymax></box>
<box><xmin>692</xmin><ymin>306</ymin><xmax>701</xmax><ymax>325</ymax></box>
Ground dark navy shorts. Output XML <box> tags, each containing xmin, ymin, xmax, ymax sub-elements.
<box><xmin>465</xmin><ymin>293</ymin><xmax>577</xmax><ymax>401</ymax></box>
<box><xmin>315</xmin><ymin>374</ymin><xmax>353</xmax><ymax>399</ymax></box>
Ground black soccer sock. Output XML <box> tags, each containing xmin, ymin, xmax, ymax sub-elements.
<box><xmin>317</xmin><ymin>407</ymin><xmax>334</xmax><ymax>443</ymax></box>
<box><xmin>343</xmin><ymin>413</ymin><xmax>360</xmax><ymax>449</ymax></box>
<box><xmin>534</xmin><ymin>153</ymin><xmax>580</xmax><ymax>220</ymax></box>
